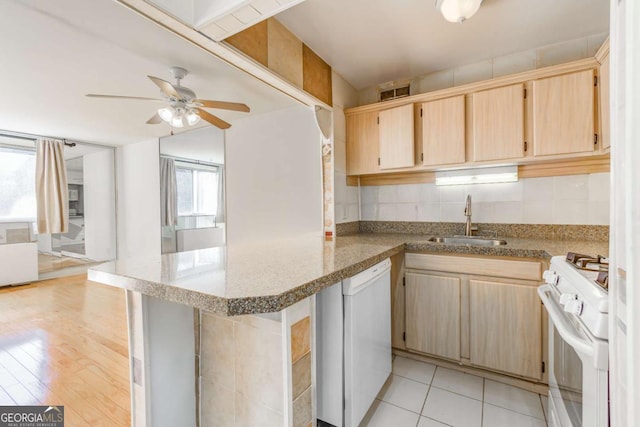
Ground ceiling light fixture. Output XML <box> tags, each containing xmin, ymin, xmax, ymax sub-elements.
<box><xmin>435</xmin><ymin>0</ymin><xmax>483</xmax><ymax>23</ymax></box>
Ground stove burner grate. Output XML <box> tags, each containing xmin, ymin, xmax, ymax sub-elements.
<box><xmin>565</xmin><ymin>252</ymin><xmax>609</xmax><ymax>290</ymax></box>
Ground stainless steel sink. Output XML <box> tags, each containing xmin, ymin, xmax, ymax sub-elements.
<box><xmin>427</xmin><ymin>236</ymin><xmax>507</xmax><ymax>247</ymax></box>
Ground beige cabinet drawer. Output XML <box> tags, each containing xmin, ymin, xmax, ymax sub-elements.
<box><xmin>405</xmin><ymin>253</ymin><xmax>542</xmax><ymax>281</ymax></box>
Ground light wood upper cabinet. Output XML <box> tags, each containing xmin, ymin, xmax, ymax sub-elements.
<box><xmin>599</xmin><ymin>55</ymin><xmax>611</xmax><ymax>151</ymax></box>
<box><xmin>469</xmin><ymin>279</ymin><xmax>542</xmax><ymax>380</ymax></box>
<box><xmin>346</xmin><ymin>111</ymin><xmax>380</xmax><ymax>175</ymax></box>
<box><xmin>345</xmin><ymin>60</ymin><xmax>608</xmax><ymax>181</ymax></box>
<box><xmin>378</xmin><ymin>104</ymin><xmax>415</xmax><ymax>169</ymax></box>
<box><xmin>405</xmin><ymin>272</ymin><xmax>461</xmax><ymax>361</ymax></box>
<box><xmin>472</xmin><ymin>84</ymin><xmax>525</xmax><ymax>162</ymax></box>
<box><xmin>532</xmin><ymin>70</ymin><xmax>595</xmax><ymax>156</ymax></box>
<box><xmin>417</xmin><ymin>95</ymin><xmax>465</xmax><ymax>166</ymax></box>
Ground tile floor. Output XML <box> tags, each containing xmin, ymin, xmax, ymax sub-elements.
<box><xmin>361</xmin><ymin>356</ymin><xmax>548</xmax><ymax>427</ymax></box>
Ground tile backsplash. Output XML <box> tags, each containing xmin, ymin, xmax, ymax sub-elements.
<box><xmin>335</xmin><ymin>171</ymin><xmax>360</xmax><ymax>224</ymax></box>
<box><xmin>359</xmin><ymin>173</ymin><xmax>610</xmax><ymax>225</ymax></box>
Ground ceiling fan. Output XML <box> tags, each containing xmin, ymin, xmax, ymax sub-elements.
<box><xmin>86</xmin><ymin>66</ymin><xmax>250</xmax><ymax>129</ymax></box>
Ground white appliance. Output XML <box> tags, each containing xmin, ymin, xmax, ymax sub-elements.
<box><xmin>316</xmin><ymin>258</ymin><xmax>392</xmax><ymax>427</ymax></box>
<box><xmin>538</xmin><ymin>255</ymin><xmax>609</xmax><ymax>427</ymax></box>
<box><xmin>0</xmin><ymin>242</ymin><xmax>38</xmax><ymax>286</ymax></box>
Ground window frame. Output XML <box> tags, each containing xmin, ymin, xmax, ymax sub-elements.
<box><xmin>174</xmin><ymin>162</ymin><xmax>219</xmax><ymax>218</ymax></box>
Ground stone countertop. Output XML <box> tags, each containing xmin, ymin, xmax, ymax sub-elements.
<box><xmin>88</xmin><ymin>233</ymin><xmax>609</xmax><ymax>316</ymax></box>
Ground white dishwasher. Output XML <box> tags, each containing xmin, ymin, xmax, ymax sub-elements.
<box><xmin>317</xmin><ymin>258</ymin><xmax>392</xmax><ymax>427</ymax></box>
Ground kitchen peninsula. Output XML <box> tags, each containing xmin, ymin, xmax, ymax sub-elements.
<box><xmin>88</xmin><ymin>225</ymin><xmax>608</xmax><ymax>427</ymax></box>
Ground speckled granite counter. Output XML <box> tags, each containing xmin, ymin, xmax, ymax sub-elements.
<box><xmin>88</xmin><ymin>233</ymin><xmax>608</xmax><ymax>316</ymax></box>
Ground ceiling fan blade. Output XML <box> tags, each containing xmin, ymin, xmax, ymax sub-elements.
<box><xmin>146</xmin><ymin>113</ymin><xmax>163</xmax><ymax>124</ymax></box>
<box><xmin>193</xmin><ymin>100</ymin><xmax>250</xmax><ymax>112</ymax></box>
<box><xmin>86</xmin><ymin>94</ymin><xmax>164</xmax><ymax>102</ymax></box>
<box><xmin>196</xmin><ymin>108</ymin><xmax>231</xmax><ymax>129</ymax></box>
<box><xmin>148</xmin><ymin>76</ymin><xmax>180</xmax><ymax>99</ymax></box>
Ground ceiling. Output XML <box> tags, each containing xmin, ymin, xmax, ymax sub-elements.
<box><xmin>277</xmin><ymin>0</ymin><xmax>610</xmax><ymax>90</ymax></box>
<box><xmin>0</xmin><ymin>0</ymin><xmax>298</xmax><ymax>145</ymax></box>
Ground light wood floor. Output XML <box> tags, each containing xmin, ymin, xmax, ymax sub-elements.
<box><xmin>0</xmin><ymin>274</ymin><xmax>131</xmax><ymax>426</ymax></box>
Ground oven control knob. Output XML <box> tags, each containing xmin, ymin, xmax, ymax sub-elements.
<box><xmin>543</xmin><ymin>270</ymin><xmax>558</xmax><ymax>285</ymax></box>
<box><xmin>564</xmin><ymin>300</ymin><xmax>584</xmax><ymax>316</ymax></box>
<box><xmin>559</xmin><ymin>293</ymin><xmax>577</xmax><ymax>305</ymax></box>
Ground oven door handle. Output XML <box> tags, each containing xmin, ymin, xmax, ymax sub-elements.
<box><xmin>538</xmin><ymin>285</ymin><xmax>594</xmax><ymax>357</ymax></box>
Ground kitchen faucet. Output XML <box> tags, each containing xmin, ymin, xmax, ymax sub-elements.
<box><xmin>464</xmin><ymin>195</ymin><xmax>473</xmax><ymax>236</ymax></box>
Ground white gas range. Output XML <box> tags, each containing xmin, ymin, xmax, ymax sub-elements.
<box><xmin>538</xmin><ymin>253</ymin><xmax>609</xmax><ymax>427</ymax></box>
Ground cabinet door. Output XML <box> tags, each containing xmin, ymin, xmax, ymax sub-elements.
<box><xmin>532</xmin><ymin>69</ymin><xmax>595</xmax><ymax>156</ymax></box>
<box><xmin>469</xmin><ymin>279</ymin><xmax>542</xmax><ymax>380</ymax></box>
<box><xmin>379</xmin><ymin>104</ymin><xmax>415</xmax><ymax>169</ymax></box>
<box><xmin>599</xmin><ymin>57</ymin><xmax>610</xmax><ymax>151</ymax></box>
<box><xmin>405</xmin><ymin>272</ymin><xmax>460</xmax><ymax>361</ymax></box>
<box><xmin>419</xmin><ymin>96</ymin><xmax>465</xmax><ymax>166</ymax></box>
<box><xmin>472</xmin><ymin>84</ymin><xmax>524</xmax><ymax>161</ymax></box>
<box><xmin>346</xmin><ymin>111</ymin><xmax>380</xmax><ymax>175</ymax></box>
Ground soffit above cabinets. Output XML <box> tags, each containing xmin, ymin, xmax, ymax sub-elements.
<box><xmin>146</xmin><ymin>0</ymin><xmax>307</xmax><ymax>41</ymax></box>
<box><xmin>276</xmin><ymin>0</ymin><xmax>609</xmax><ymax>90</ymax></box>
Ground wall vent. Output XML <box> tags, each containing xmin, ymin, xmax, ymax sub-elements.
<box><xmin>378</xmin><ymin>82</ymin><xmax>410</xmax><ymax>102</ymax></box>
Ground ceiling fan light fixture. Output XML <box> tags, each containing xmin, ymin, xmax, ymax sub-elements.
<box><xmin>186</xmin><ymin>109</ymin><xmax>201</xmax><ymax>126</ymax></box>
<box><xmin>170</xmin><ymin>112</ymin><xmax>185</xmax><ymax>128</ymax></box>
<box><xmin>435</xmin><ymin>0</ymin><xmax>482</xmax><ymax>23</ymax></box>
<box><xmin>158</xmin><ymin>107</ymin><xmax>174</xmax><ymax>122</ymax></box>
<box><xmin>87</xmin><ymin>67</ymin><xmax>250</xmax><ymax>130</ymax></box>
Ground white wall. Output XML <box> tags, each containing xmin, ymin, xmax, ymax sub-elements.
<box><xmin>358</xmin><ymin>33</ymin><xmax>609</xmax><ymax>105</ymax></box>
<box><xmin>225</xmin><ymin>105</ymin><xmax>322</xmax><ymax>245</ymax></box>
<box><xmin>360</xmin><ymin>173</ymin><xmax>610</xmax><ymax>225</ymax></box>
<box><xmin>84</xmin><ymin>149</ymin><xmax>117</xmax><ymax>261</ymax></box>
<box><xmin>116</xmin><ymin>138</ymin><xmax>161</xmax><ymax>259</ymax></box>
<box><xmin>332</xmin><ymin>71</ymin><xmax>360</xmax><ymax>224</ymax></box>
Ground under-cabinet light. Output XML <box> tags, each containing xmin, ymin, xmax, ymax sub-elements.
<box><xmin>435</xmin><ymin>165</ymin><xmax>518</xmax><ymax>186</ymax></box>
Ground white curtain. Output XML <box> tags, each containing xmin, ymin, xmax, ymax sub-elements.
<box><xmin>160</xmin><ymin>157</ymin><xmax>177</xmax><ymax>227</ymax></box>
<box><xmin>35</xmin><ymin>139</ymin><xmax>68</xmax><ymax>234</ymax></box>
<box><xmin>216</xmin><ymin>165</ymin><xmax>225</xmax><ymax>224</ymax></box>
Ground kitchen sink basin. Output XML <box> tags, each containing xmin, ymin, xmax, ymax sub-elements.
<box><xmin>427</xmin><ymin>236</ymin><xmax>507</xmax><ymax>247</ymax></box>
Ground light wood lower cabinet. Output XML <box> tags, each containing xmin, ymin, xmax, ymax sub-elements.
<box><xmin>405</xmin><ymin>272</ymin><xmax>461</xmax><ymax>361</ymax></box>
<box><xmin>402</xmin><ymin>253</ymin><xmax>546</xmax><ymax>382</ymax></box>
<box><xmin>390</xmin><ymin>253</ymin><xmax>406</xmax><ymax>349</ymax></box>
<box><xmin>469</xmin><ymin>279</ymin><xmax>542</xmax><ymax>380</ymax></box>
